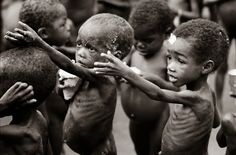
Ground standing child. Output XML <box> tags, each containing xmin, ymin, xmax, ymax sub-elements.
<box><xmin>0</xmin><ymin>45</ymin><xmax>59</xmax><ymax>155</ymax></box>
<box><xmin>5</xmin><ymin>13</ymin><xmax>134</xmax><ymax>155</ymax></box>
<box><xmin>120</xmin><ymin>0</ymin><xmax>176</xmax><ymax>154</ymax></box>
<box><xmin>0</xmin><ymin>82</ymin><xmax>47</xmax><ymax>155</ymax></box>
<box><xmin>18</xmin><ymin>0</ymin><xmax>70</xmax><ymax>154</ymax></box>
<box><xmin>93</xmin><ymin>19</ymin><xmax>228</xmax><ymax>155</ymax></box>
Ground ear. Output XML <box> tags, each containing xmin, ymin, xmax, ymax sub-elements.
<box><xmin>202</xmin><ymin>60</ymin><xmax>214</xmax><ymax>74</ymax></box>
<box><xmin>37</xmin><ymin>27</ymin><xmax>49</xmax><ymax>39</ymax></box>
<box><xmin>113</xmin><ymin>50</ymin><xmax>123</xmax><ymax>59</ymax></box>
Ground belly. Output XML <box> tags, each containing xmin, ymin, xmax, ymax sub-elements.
<box><xmin>120</xmin><ymin>83</ymin><xmax>169</xmax><ymax>122</ymax></box>
<box><xmin>63</xmin><ymin>90</ymin><xmax>116</xmax><ymax>152</ymax></box>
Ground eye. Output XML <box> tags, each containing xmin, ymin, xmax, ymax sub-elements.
<box><xmin>84</xmin><ymin>43</ymin><xmax>97</xmax><ymax>53</ymax></box>
<box><xmin>166</xmin><ymin>54</ymin><xmax>171</xmax><ymax>60</ymax></box>
<box><xmin>177</xmin><ymin>57</ymin><xmax>185</xmax><ymax>64</ymax></box>
<box><xmin>76</xmin><ymin>44</ymin><xmax>82</xmax><ymax>48</ymax></box>
<box><xmin>88</xmin><ymin>48</ymin><xmax>96</xmax><ymax>53</ymax></box>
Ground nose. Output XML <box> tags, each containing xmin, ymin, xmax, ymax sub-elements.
<box><xmin>76</xmin><ymin>47</ymin><xmax>88</xmax><ymax>59</ymax></box>
<box><xmin>167</xmin><ymin>61</ymin><xmax>176</xmax><ymax>72</ymax></box>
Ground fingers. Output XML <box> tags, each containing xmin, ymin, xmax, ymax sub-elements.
<box><xmin>100</xmin><ymin>51</ymin><xmax>117</xmax><ymax>62</ymax></box>
<box><xmin>14</xmin><ymin>83</ymin><xmax>29</xmax><ymax>93</ymax></box>
<box><xmin>18</xmin><ymin>21</ymin><xmax>33</xmax><ymax>31</ymax></box>
<box><xmin>4</xmin><ymin>35</ymin><xmax>18</xmax><ymax>43</ymax></box>
<box><xmin>94</xmin><ymin>62</ymin><xmax>111</xmax><ymax>68</ymax></box>
<box><xmin>6</xmin><ymin>82</ymin><xmax>28</xmax><ymax>95</ymax></box>
<box><xmin>93</xmin><ymin>67</ymin><xmax>114</xmax><ymax>75</ymax></box>
<box><xmin>16</xmin><ymin>85</ymin><xmax>34</xmax><ymax>101</ymax></box>
<box><xmin>25</xmin><ymin>99</ymin><xmax>37</xmax><ymax>105</ymax></box>
<box><xmin>14</xmin><ymin>28</ymin><xmax>26</xmax><ymax>36</ymax></box>
<box><xmin>6</xmin><ymin>82</ymin><xmax>22</xmax><ymax>93</ymax></box>
<box><xmin>5</xmin><ymin>31</ymin><xmax>24</xmax><ymax>40</ymax></box>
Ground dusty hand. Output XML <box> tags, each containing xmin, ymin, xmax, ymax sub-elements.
<box><xmin>4</xmin><ymin>21</ymin><xmax>41</xmax><ymax>45</ymax></box>
<box><xmin>0</xmin><ymin>82</ymin><xmax>36</xmax><ymax>109</ymax></box>
<box><xmin>93</xmin><ymin>51</ymin><xmax>130</xmax><ymax>77</ymax></box>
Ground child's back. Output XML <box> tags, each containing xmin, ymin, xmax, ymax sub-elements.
<box><xmin>120</xmin><ymin>1</ymin><xmax>174</xmax><ymax>154</ymax></box>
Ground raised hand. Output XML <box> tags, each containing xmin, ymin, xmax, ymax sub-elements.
<box><xmin>4</xmin><ymin>21</ymin><xmax>42</xmax><ymax>45</ymax></box>
<box><xmin>93</xmin><ymin>51</ymin><xmax>130</xmax><ymax>77</ymax></box>
<box><xmin>0</xmin><ymin>82</ymin><xmax>36</xmax><ymax>111</ymax></box>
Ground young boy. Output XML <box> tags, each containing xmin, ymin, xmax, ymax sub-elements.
<box><xmin>0</xmin><ymin>46</ymin><xmax>59</xmax><ymax>155</ymax></box>
<box><xmin>119</xmin><ymin>0</ymin><xmax>176</xmax><ymax>154</ymax></box>
<box><xmin>5</xmin><ymin>13</ymin><xmax>134</xmax><ymax>155</ymax></box>
<box><xmin>93</xmin><ymin>19</ymin><xmax>228</xmax><ymax>155</ymax></box>
<box><xmin>18</xmin><ymin>0</ymin><xmax>70</xmax><ymax>154</ymax></box>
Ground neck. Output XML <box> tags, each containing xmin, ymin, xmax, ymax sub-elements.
<box><xmin>186</xmin><ymin>74</ymin><xmax>208</xmax><ymax>91</ymax></box>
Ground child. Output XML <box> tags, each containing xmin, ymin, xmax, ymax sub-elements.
<box><xmin>18</xmin><ymin>0</ymin><xmax>70</xmax><ymax>154</ymax></box>
<box><xmin>0</xmin><ymin>46</ymin><xmax>59</xmax><ymax>154</ymax></box>
<box><xmin>119</xmin><ymin>0</ymin><xmax>176</xmax><ymax>154</ymax></box>
<box><xmin>0</xmin><ymin>82</ymin><xmax>48</xmax><ymax>155</ymax></box>
<box><xmin>5</xmin><ymin>13</ymin><xmax>134</xmax><ymax>155</ymax></box>
<box><xmin>0</xmin><ymin>83</ymin><xmax>47</xmax><ymax>155</ymax></box>
<box><xmin>93</xmin><ymin>19</ymin><xmax>228</xmax><ymax>155</ymax></box>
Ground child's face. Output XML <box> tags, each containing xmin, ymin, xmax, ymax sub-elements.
<box><xmin>134</xmin><ymin>26</ymin><xmax>164</xmax><ymax>56</ymax></box>
<box><xmin>75</xmin><ymin>24</ymin><xmax>112</xmax><ymax>68</ymax></box>
<box><xmin>165</xmin><ymin>37</ymin><xmax>203</xmax><ymax>87</ymax></box>
<box><xmin>46</xmin><ymin>4</ymin><xmax>70</xmax><ymax>46</ymax></box>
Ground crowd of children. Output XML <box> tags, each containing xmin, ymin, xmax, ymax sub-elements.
<box><xmin>0</xmin><ymin>0</ymin><xmax>235</xmax><ymax>155</ymax></box>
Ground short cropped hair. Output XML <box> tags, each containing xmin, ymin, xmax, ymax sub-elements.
<box><xmin>19</xmin><ymin>0</ymin><xmax>62</xmax><ymax>31</ymax></box>
<box><xmin>0</xmin><ymin>46</ymin><xmax>57</xmax><ymax>109</ymax></box>
<box><xmin>129</xmin><ymin>0</ymin><xmax>174</xmax><ymax>34</ymax></box>
<box><xmin>80</xmin><ymin>13</ymin><xmax>134</xmax><ymax>59</ymax></box>
<box><xmin>174</xmin><ymin>19</ymin><xmax>230</xmax><ymax>71</ymax></box>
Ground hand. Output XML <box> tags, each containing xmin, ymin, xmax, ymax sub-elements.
<box><xmin>4</xmin><ymin>21</ymin><xmax>41</xmax><ymax>45</ymax></box>
<box><xmin>0</xmin><ymin>82</ymin><xmax>36</xmax><ymax>110</ymax></box>
<box><xmin>93</xmin><ymin>51</ymin><xmax>130</xmax><ymax>77</ymax></box>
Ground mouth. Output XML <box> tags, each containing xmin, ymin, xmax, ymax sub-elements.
<box><xmin>76</xmin><ymin>60</ymin><xmax>89</xmax><ymax>68</ymax></box>
<box><xmin>168</xmin><ymin>74</ymin><xmax>178</xmax><ymax>83</ymax></box>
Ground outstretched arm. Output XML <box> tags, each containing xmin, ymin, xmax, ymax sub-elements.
<box><xmin>5</xmin><ymin>21</ymin><xmax>95</xmax><ymax>81</ymax></box>
<box><xmin>0</xmin><ymin>82</ymin><xmax>35</xmax><ymax>112</ymax></box>
<box><xmin>94</xmin><ymin>51</ymin><xmax>197</xmax><ymax>106</ymax></box>
<box><xmin>142</xmin><ymin>72</ymin><xmax>179</xmax><ymax>91</ymax></box>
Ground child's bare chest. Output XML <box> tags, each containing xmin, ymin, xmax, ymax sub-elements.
<box><xmin>131</xmin><ymin>52</ymin><xmax>166</xmax><ymax>75</ymax></box>
<box><xmin>72</xmin><ymin>81</ymin><xmax>117</xmax><ymax>108</ymax></box>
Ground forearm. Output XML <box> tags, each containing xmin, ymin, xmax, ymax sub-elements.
<box><xmin>122</xmin><ymin>70</ymin><xmax>166</xmax><ymax>101</ymax></box>
<box><xmin>38</xmin><ymin>39</ymin><xmax>74</xmax><ymax>71</ymax></box>
<box><xmin>142</xmin><ymin>72</ymin><xmax>179</xmax><ymax>91</ymax></box>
